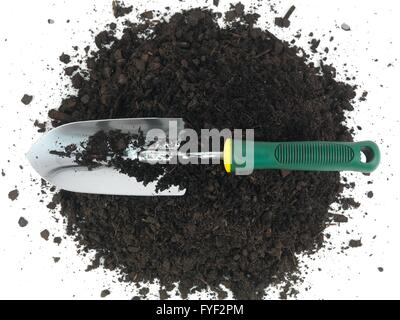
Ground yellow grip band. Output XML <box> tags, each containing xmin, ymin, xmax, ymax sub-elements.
<box><xmin>223</xmin><ymin>138</ymin><xmax>232</xmax><ymax>173</ymax></box>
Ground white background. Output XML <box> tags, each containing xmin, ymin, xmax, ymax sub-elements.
<box><xmin>0</xmin><ymin>0</ymin><xmax>399</xmax><ymax>300</ymax></box>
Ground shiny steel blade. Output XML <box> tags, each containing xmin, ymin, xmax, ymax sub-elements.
<box><xmin>26</xmin><ymin>118</ymin><xmax>185</xmax><ymax>196</ymax></box>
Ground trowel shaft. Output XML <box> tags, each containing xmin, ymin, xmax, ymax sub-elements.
<box><xmin>138</xmin><ymin>150</ymin><xmax>223</xmax><ymax>163</ymax></box>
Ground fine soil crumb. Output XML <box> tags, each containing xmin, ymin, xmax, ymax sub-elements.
<box><xmin>59</xmin><ymin>53</ymin><xmax>71</xmax><ymax>64</ymax></box>
<box><xmin>21</xmin><ymin>94</ymin><xmax>33</xmax><ymax>105</ymax></box>
<box><xmin>378</xmin><ymin>267</ymin><xmax>384</xmax><ymax>272</ymax></box>
<box><xmin>101</xmin><ymin>289</ymin><xmax>111</xmax><ymax>298</ymax></box>
<box><xmin>349</xmin><ymin>239</ymin><xmax>362</xmax><ymax>248</ymax></box>
<box><xmin>18</xmin><ymin>217</ymin><xmax>28</xmax><ymax>227</ymax></box>
<box><xmin>112</xmin><ymin>0</ymin><xmax>133</xmax><ymax>18</ymax></box>
<box><xmin>47</xmin><ymin>201</ymin><xmax>57</xmax><ymax>210</ymax></box>
<box><xmin>45</xmin><ymin>5</ymin><xmax>363</xmax><ymax>300</ymax></box>
<box><xmin>48</xmin><ymin>19</ymin><xmax>55</xmax><ymax>24</ymax></box>
<box><xmin>367</xmin><ymin>191</ymin><xmax>374</xmax><ymax>198</ymax></box>
<box><xmin>53</xmin><ymin>237</ymin><xmax>62</xmax><ymax>245</ymax></box>
<box><xmin>40</xmin><ymin>229</ymin><xmax>50</xmax><ymax>241</ymax></box>
<box><xmin>53</xmin><ymin>257</ymin><xmax>61</xmax><ymax>263</ymax></box>
<box><xmin>8</xmin><ymin>189</ymin><xmax>19</xmax><ymax>201</ymax></box>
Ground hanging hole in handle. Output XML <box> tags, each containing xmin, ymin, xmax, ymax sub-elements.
<box><xmin>360</xmin><ymin>146</ymin><xmax>374</xmax><ymax>163</ymax></box>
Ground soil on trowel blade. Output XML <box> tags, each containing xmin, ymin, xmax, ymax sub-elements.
<box><xmin>57</xmin><ymin>130</ymin><xmax>170</xmax><ymax>188</ymax></box>
<box><xmin>47</xmin><ymin>5</ymin><xmax>357</xmax><ymax>299</ymax></box>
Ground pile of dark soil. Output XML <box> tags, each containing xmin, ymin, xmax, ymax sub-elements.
<box><xmin>48</xmin><ymin>5</ymin><xmax>357</xmax><ymax>299</ymax></box>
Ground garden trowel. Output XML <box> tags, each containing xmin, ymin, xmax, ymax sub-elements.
<box><xmin>26</xmin><ymin>118</ymin><xmax>380</xmax><ymax>196</ymax></box>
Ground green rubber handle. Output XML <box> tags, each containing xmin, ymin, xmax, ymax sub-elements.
<box><xmin>228</xmin><ymin>140</ymin><xmax>380</xmax><ymax>173</ymax></box>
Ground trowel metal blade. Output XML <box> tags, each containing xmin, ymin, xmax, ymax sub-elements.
<box><xmin>26</xmin><ymin>118</ymin><xmax>186</xmax><ymax>196</ymax></box>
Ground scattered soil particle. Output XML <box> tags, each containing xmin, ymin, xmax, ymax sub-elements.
<box><xmin>341</xmin><ymin>23</ymin><xmax>351</xmax><ymax>31</ymax></box>
<box><xmin>18</xmin><ymin>217</ymin><xmax>28</xmax><ymax>227</ymax></box>
<box><xmin>216</xmin><ymin>288</ymin><xmax>228</xmax><ymax>300</ymax></box>
<box><xmin>53</xmin><ymin>257</ymin><xmax>61</xmax><ymax>263</ymax></box>
<box><xmin>140</xmin><ymin>11</ymin><xmax>154</xmax><ymax>20</ymax></box>
<box><xmin>1</xmin><ymin>169</ymin><xmax>5</xmax><ymax>176</ymax></box>
<box><xmin>367</xmin><ymin>191</ymin><xmax>374</xmax><ymax>198</ymax></box>
<box><xmin>64</xmin><ymin>65</ymin><xmax>79</xmax><ymax>76</ymax></box>
<box><xmin>34</xmin><ymin>120</ymin><xmax>46</xmax><ymax>133</ymax></box>
<box><xmin>339</xmin><ymin>197</ymin><xmax>360</xmax><ymax>210</ymax></box>
<box><xmin>139</xmin><ymin>287</ymin><xmax>150</xmax><ymax>296</ymax></box>
<box><xmin>378</xmin><ymin>267</ymin><xmax>384</xmax><ymax>272</ymax></box>
<box><xmin>21</xmin><ymin>94</ymin><xmax>33</xmax><ymax>105</ymax></box>
<box><xmin>48</xmin><ymin>109</ymin><xmax>72</xmax><ymax>122</ymax></box>
<box><xmin>59</xmin><ymin>53</ymin><xmax>71</xmax><ymax>64</ymax></box>
<box><xmin>359</xmin><ymin>91</ymin><xmax>368</xmax><ymax>102</ymax></box>
<box><xmin>40</xmin><ymin>229</ymin><xmax>50</xmax><ymax>241</ymax></box>
<box><xmin>112</xmin><ymin>0</ymin><xmax>133</xmax><ymax>18</ymax></box>
<box><xmin>275</xmin><ymin>5</ymin><xmax>296</xmax><ymax>28</ymax></box>
<box><xmin>53</xmin><ymin>237</ymin><xmax>62</xmax><ymax>245</ymax></box>
<box><xmin>94</xmin><ymin>30</ymin><xmax>115</xmax><ymax>49</ymax></box>
<box><xmin>46</xmin><ymin>6</ymin><xmax>360</xmax><ymax>300</ymax></box>
<box><xmin>280</xmin><ymin>283</ymin><xmax>300</xmax><ymax>299</ymax></box>
<box><xmin>349</xmin><ymin>239</ymin><xmax>362</xmax><ymax>248</ymax></box>
<box><xmin>48</xmin><ymin>19</ymin><xmax>55</xmax><ymax>24</ymax></box>
<box><xmin>224</xmin><ymin>3</ymin><xmax>246</xmax><ymax>22</ymax></box>
<box><xmin>50</xmin><ymin>144</ymin><xmax>77</xmax><ymax>158</ymax></box>
<box><xmin>213</xmin><ymin>0</ymin><xmax>219</xmax><ymax>7</ymax></box>
<box><xmin>8</xmin><ymin>189</ymin><xmax>19</xmax><ymax>201</ymax></box>
<box><xmin>332</xmin><ymin>214</ymin><xmax>348</xmax><ymax>223</ymax></box>
<box><xmin>159</xmin><ymin>289</ymin><xmax>170</xmax><ymax>300</ymax></box>
<box><xmin>101</xmin><ymin>289</ymin><xmax>111</xmax><ymax>298</ymax></box>
<box><xmin>310</xmin><ymin>38</ymin><xmax>320</xmax><ymax>53</ymax></box>
<box><xmin>71</xmin><ymin>73</ymin><xmax>84</xmax><ymax>89</ymax></box>
<box><xmin>47</xmin><ymin>201</ymin><xmax>57</xmax><ymax>209</ymax></box>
